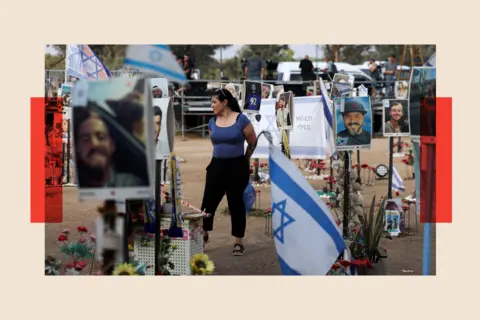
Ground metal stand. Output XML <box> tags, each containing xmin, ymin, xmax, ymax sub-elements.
<box><xmin>388</xmin><ymin>137</ymin><xmax>394</xmax><ymax>199</ymax></box>
<box><xmin>154</xmin><ymin>160</ymin><xmax>162</xmax><ymax>275</ymax></box>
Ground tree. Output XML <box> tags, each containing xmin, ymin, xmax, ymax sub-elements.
<box><xmin>169</xmin><ymin>45</ymin><xmax>231</xmax><ymax>79</ymax></box>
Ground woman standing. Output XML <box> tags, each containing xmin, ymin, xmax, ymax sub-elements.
<box><xmin>201</xmin><ymin>89</ymin><xmax>257</xmax><ymax>256</ymax></box>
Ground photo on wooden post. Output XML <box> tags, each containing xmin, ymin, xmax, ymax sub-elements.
<box><xmin>275</xmin><ymin>91</ymin><xmax>293</xmax><ymax>131</ymax></box>
<box><xmin>150</xmin><ymin>78</ymin><xmax>169</xmax><ymax>98</ymax></box>
<box><xmin>71</xmin><ymin>76</ymin><xmax>154</xmax><ymax>201</ymax></box>
<box><xmin>395</xmin><ymin>81</ymin><xmax>409</xmax><ymax>99</ymax></box>
<box><xmin>330</xmin><ymin>73</ymin><xmax>354</xmax><ymax>99</ymax></box>
<box><xmin>60</xmin><ymin>83</ymin><xmax>73</xmax><ymax>107</ymax></box>
<box><xmin>383</xmin><ymin>99</ymin><xmax>410</xmax><ymax>137</ymax></box>
<box><xmin>408</xmin><ymin>67</ymin><xmax>436</xmax><ymax>139</ymax></box>
<box><xmin>220</xmin><ymin>83</ymin><xmax>242</xmax><ymax>101</ymax></box>
<box><xmin>262</xmin><ymin>83</ymin><xmax>274</xmax><ymax>99</ymax></box>
<box><xmin>152</xmin><ymin>97</ymin><xmax>175</xmax><ymax>160</ymax></box>
<box><xmin>334</xmin><ymin>96</ymin><xmax>372</xmax><ymax>151</ymax></box>
<box><xmin>242</xmin><ymin>80</ymin><xmax>263</xmax><ymax>113</ymax></box>
<box><xmin>272</xmin><ymin>85</ymin><xmax>284</xmax><ymax>99</ymax></box>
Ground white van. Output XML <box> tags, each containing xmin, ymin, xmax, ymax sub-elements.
<box><xmin>276</xmin><ymin>61</ymin><xmax>373</xmax><ymax>84</ymax></box>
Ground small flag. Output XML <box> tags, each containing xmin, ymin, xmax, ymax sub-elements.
<box><xmin>392</xmin><ymin>166</ymin><xmax>406</xmax><ymax>193</ymax></box>
<box><xmin>267</xmin><ymin>132</ymin><xmax>345</xmax><ymax>275</ymax></box>
<box><xmin>319</xmin><ymin>79</ymin><xmax>336</xmax><ymax>157</ymax></box>
<box><xmin>124</xmin><ymin>45</ymin><xmax>187</xmax><ymax>84</ymax></box>
<box><xmin>66</xmin><ymin>45</ymin><xmax>111</xmax><ymax>80</ymax></box>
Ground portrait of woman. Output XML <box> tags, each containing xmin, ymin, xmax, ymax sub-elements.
<box><xmin>201</xmin><ymin>88</ymin><xmax>257</xmax><ymax>256</ymax></box>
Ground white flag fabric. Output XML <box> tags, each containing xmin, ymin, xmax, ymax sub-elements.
<box><xmin>392</xmin><ymin>166</ymin><xmax>406</xmax><ymax>193</ymax></box>
<box><xmin>245</xmin><ymin>99</ymin><xmax>281</xmax><ymax>159</ymax></box>
<box><xmin>269</xmin><ymin>142</ymin><xmax>345</xmax><ymax>275</ymax></box>
<box><xmin>124</xmin><ymin>45</ymin><xmax>187</xmax><ymax>84</ymax></box>
<box><xmin>288</xmin><ymin>96</ymin><xmax>328</xmax><ymax>159</ymax></box>
<box><xmin>66</xmin><ymin>45</ymin><xmax>111</xmax><ymax>80</ymax></box>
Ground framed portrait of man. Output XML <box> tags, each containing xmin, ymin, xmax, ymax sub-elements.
<box><xmin>334</xmin><ymin>96</ymin><xmax>372</xmax><ymax>151</ymax></box>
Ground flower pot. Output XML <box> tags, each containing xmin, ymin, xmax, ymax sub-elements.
<box><xmin>365</xmin><ymin>259</ymin><xmax>387</xmax><ymax>275</ymax></box>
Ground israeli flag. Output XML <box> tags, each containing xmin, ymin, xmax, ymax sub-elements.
<box><xmin>124</xmin><ymin>45</ymin><xmax>187</xmax><ymax>84</ymax></box>
<box><xmin>392</xmin><ymin>166</ymin><xmax>406</xmax><ymax>193</ymax></box>
<box><xmin>319</xmin><ymin>79</ymin><xmax>336</xmax><ymax>157</ymax></box>
<box><xmin>268</xmin><ymin>137</ymin><xmax>345</xmax><ymax>275</ymax></box>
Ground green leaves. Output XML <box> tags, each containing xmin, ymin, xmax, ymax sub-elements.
<box><xmin>361</xmin><ymin>195</ymin><xmax>389</xmax><ymax>263</ymax></box>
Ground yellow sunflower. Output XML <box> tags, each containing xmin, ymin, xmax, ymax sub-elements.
<box><xmin>112</xmin><ymin>263</ymin><xmax>137</xmax><ymax>275</ymax></box>
<box><xmin>190</xmin><ymin>253</ymin><xmax>215</xmax><ymax>275</ymax></box>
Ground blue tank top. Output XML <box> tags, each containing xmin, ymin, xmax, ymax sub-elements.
<box><xmin>208</xmin><ymin>113</ymin><xmax>251</xmax><ymax>159</ymax></box>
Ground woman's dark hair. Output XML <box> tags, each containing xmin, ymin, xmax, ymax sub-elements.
<box><xmin>213</xmin><ymin>89</ymin><xmax>241</xmax><ymax>113</ymax></box>
<box><xmin>153</xmin><ymin>106</ymin><xmax>162</xmax><ymax>118</ymax></box>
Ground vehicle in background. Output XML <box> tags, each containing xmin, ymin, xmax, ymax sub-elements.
<box><xmin>276</xmin><ymin>61</ymin><xmax>374</xmax><ymax>89</ymax></box>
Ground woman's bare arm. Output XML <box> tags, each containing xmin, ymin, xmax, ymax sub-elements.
<box><xmin>243</xmin><ymin>123</ymin><xmax>257</xmax><ymax>160</ymax></box>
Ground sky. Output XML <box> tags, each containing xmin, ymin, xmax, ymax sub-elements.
<box><xmin>45</xmin><ymin>44</ymin><xmax>324</xmax><ymax>60</ymax></box>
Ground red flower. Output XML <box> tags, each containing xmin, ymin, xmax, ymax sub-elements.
<box><xmin>402</xmin><ymin>205</ymin><xmax>409</xmax><ymax>211</ymax></box>
<box><xmin>253</xmin><ymin>161</ymin><xmax>259</xmax><ymax>167</ymax></box>
<box><xmin>331</xmin><ymin>264</ymin><xmax>340</xmax><ymax>270</ymax></box>
<box><xmin>353</xmin><ymin>228</ymin><xmax>358</xmax><ymax>233</ymax></box>
<box><xmin>336</xmin><ymin>220</ymin><xmax>341</xmax><ymax>226</ymax></box>
<box><xmin>79</xmin><ymin>237</ymin><xmax>86</xmax><ymax>244</ymax></box>
<box><xmin>370</xmin><ymin>166</ymin><xmax>375</xmax><ymax>171</ymax></box>
<box><xmin>339</xmin><ymin>260</ymin><xmax>351</xmax><ymax>268</ymax></box>
<box><xmin>58</xmin><ymin>234</ymin><xmax>68</xmax><ymax>242</ymax></box>
<box><xmin>256</xmin><ymin>190</ymin><xmax>261</xmax><ymax>194</ymax></box>
<box><xmin>396</xmin><ymin>191</ymin><xmax>400</xmax><ymax>196</ymax></box>
<box><xmin>365</xmin><ymin>259</ymin><xmax>373</xmax><ymax>269</ymax></box>
<box><xmin>65</xmin><ymin>263</ymin><xmax>74</xmax><ymax>270</ymax></box>
<box><xmin>361</xmin><ymin>164</ymin><xmax>369</xmax><ymax>169</ymax></box>
<box><xmin>352</xmin><ymin>164</ymin><xmax>358</xmax><ymax>169</ymax></box>
<box><xmin>77</xmin><ymin>226</ymin><xmax>88</xmax><ymax>233</ymax></box>
<box><xmin>351</xmin><ymin>259</ymin><xmax>364</xmax><ymax>266</ymax></box>
<box><xmin>75</xmin><ymin>261</ymin><xmax>87</xmax><ymax>271</ymax></box>
<box><xmin>249</xmin><ymin>168</ymin><xmax>253</xmax><ymax>174</ymax></box>
<box><xmin>265</xmin><ymin>207</ymin><xmax>272</xmax><ymax>214</ymax></box>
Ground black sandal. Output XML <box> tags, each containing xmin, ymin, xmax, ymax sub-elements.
<box><xmin>203</xmin><ymin>232</ymin><xmax>209</xmax><ymax>247</ymax></box>
<box><xmin>232</xmin><ymin>244</ymin><xmax>244</xmax><ymax>256</ymax></box>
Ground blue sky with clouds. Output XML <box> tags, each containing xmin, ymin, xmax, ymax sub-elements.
<box><xmin>45</xmin><ymin>44</ymin><xmax>324</xmax><ymax>60</ymax></box>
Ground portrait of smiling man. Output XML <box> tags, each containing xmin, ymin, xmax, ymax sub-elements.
<box><xmin>73</xmin><ymin>107</ymin><xmax>144</xmax><ymax>188</ymax></box>
<box><xmin>384</xmin><ymin>100</ymin><xmax>410</xmax><ymax>135</ymax></box>
<box><xmin>336</xmin><ymin>98</ymin><xmax>372</xmax><ymax>147</ymax></box>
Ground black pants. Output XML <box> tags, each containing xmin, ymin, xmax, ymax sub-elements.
<box><xmin>201</xmin><ymin>156</ymin><xmax>250</xmax><ymax>238</ymax></box>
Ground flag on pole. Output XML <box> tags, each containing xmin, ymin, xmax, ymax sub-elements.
<box><xmin>268</xmin><ymin>136</ymin><xmax>345</xmax><ymax>275</ymax></box>
<box><xmin>319</xmin><ymin>79</ymin><xmax>336</xmax><ymax>157</ymax></box>
<box><xmin>123</xmin><ymin>45</ymin><xmax>187</xmax><ymax>84</ymax></box>
<box><xmin>392</xmin><ymin>166</ymin><xmax>406</xmax><ymax>193</ymax></box>
<box><xmin>65</xmin><ymin>45</ymin><xmax>111</xmax><ymax>80</ymax></box>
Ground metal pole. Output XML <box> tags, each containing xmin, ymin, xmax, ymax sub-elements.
<box><xmin>356</xmin><ymin>150</ymin><xmax>361</xmax><ymax>184</ymax></box>
<box><xmin>315</xmin><ymin>45</ymin><xmax>319</xmax><ymax>80</ymax></box>
<box><xmin>387</xmin><ymin>137</ymin><xmax>394</xmax><ymax>199</ymax></box>
<box><xmin>66</xmin><ymin>119</ymin><xmax>71</xmax><ymax>183</ymax></box>
<box><xmin>154</xmin><ymin>160</ymin><xmax>162</xmax><ymax>275</ymax></box>
<box><xmin>181</xmin><ymin>84</ymin><xmax>185</xmax><ymax>141</ymax></box>
<box><xmin>422</xmin><ymin>142</ymin><xmax>436</xmax><ymax>275</ymax></box>
<box><xmin>220</xmin><ymin>48</ymin><xmax>223</xmax><ymax>79</ymax></box>
<box><xmin>342</xmin><ymin>151</ymin><xmax>350</xmax><ymax>236</ymax></box>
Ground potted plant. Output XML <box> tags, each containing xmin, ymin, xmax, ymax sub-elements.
<box><xmin>351</xmin><ymin>195</ymin><xmax>392</xmax><ymax>275</ymax></box>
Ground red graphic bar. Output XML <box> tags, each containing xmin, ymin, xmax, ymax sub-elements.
<box><xmin>419</xmin><ymin>97</ymin><xmax>452</xmax><ymax>223</ymax></box>
<box><xmin>436</xmin><ymin>97</ymin><xmax>452</xmax><ymax>222</ymax></box>
<box><xmin>31</xmin><ymin>97</ymin><xmax>63</xmax><ymax>223</ymax></box>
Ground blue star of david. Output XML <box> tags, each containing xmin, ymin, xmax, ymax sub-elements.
<box><xmin>149</xmin><ymin>49</ymin><xmax>163</xmax><ymax>63</ymax></box>
<box><xmin>272</xmin><ymin>199</ymin><xmax>295</xmax><ymax>244</ymax></box>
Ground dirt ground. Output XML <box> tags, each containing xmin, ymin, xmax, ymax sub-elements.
<box><xmin>45</xmin><ymin>134</ymin><xmax>436</xmax><ymax>275</ymax></box>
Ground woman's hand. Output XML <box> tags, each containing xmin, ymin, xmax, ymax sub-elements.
<box><xmin>243</xmin><ymin>123</ymin><xmax>257</xmax><ymax>159</ymax></box>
